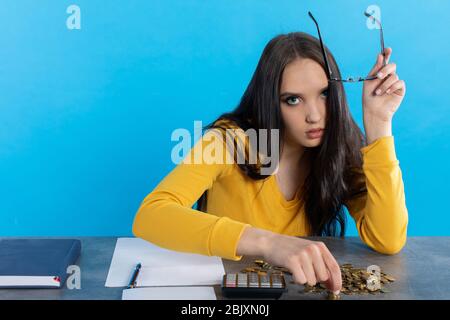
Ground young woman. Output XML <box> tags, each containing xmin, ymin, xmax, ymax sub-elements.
<box><xmin>132</xmin><ymin>32</ymin><xmax>408</xmax><ymax>294</ymax></box>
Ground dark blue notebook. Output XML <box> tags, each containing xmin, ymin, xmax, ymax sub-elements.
<box><xmin>0</xmin><ymin>239</ymin><xmax>81</xmax><ymax>288</ymax></box>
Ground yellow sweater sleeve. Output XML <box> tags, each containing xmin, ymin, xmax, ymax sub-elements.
<box><xmin>345</xmin><ymin>136</ymin><xmax>408</xmax><ymax>255</ymax></box>
<box><xmin>132</xmin><ymin>129</ymin><xmax>252</xmax><ymax>261</ymax></box>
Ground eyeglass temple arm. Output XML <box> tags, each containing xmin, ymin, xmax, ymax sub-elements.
<box><xmin>364</xmin><ymin>11</ymin><xmax>386</xmax><ymax>66</ymax></box>
<box><xmin>308</xmin><ymin>11</ymin><xmax>333</xmax><ymax>79</ymax></box>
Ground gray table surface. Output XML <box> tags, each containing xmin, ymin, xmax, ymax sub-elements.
<box><xmin>0</xmin><ymin>236</ymin><xmax>449</xmax><ymax>300</ymax></box>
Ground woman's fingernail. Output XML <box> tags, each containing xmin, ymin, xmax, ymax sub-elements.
<box><xmin>375</xmin><ymin>89</ymin><xmax>382</xmax><ymax>95</ymax></box>
<box><xmin>377</xmin><ymin>72</ymin><xmax>384</xmax><ymax>79</ymax></box>
<box><xmin>333</xmin><ymin>290</ymin><xmax>340</xmax><ymax>295</ymax></box>
<box><xmin>386</xmin><ymin>89</ymin><xmax>391</xmax><ymax>94</ymax></box>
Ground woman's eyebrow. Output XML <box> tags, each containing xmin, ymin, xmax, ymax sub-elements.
<box><xmin>279</xmin><ymin>86</ymin><xmax>329</xmax><ymax>98</ymax></box>
<box><xmin>279</xmin><ymin>91</ymin><xmax>301</xmax><ymax>98</ymax></box>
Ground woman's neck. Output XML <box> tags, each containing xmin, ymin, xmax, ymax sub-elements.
<box><xmin>271</xmin><ymin>130</ymin><xmax>311</xmax><ymax>178</ymax></box>
<box><xmin>280</xmin><ymin>131</ymin><xmax>306</xmax><ymax>165</ymax></box>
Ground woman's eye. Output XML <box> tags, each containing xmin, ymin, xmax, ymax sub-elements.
<box><xmin>320</xmin><ymin>89</ymin><xmax>329</xmax><ymax>98</ymax></box>
<box><xmin>284</xmin><ymin>96</ymin><xmax>301</xmax><ymax>105</ymax></box>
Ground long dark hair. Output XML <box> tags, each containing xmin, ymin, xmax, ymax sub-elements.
<box><xmin>196</xmin><ymin>32</ymin><xmax>367</xmax><ymax>237</ymax></box>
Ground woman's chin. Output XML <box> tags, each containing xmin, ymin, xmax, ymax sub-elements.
<box><xmin>302</xmin><ymin>138</ymin><xmax>323</xmax><ymax>148</ymax></box>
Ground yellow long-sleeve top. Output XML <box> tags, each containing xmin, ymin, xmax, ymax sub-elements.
<box><xmin>133</xmin><ymin>121</ymin><xmax>408</xmax><ymax>261</ymax></box>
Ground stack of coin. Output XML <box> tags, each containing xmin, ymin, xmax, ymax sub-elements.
<box><xmin>338</xmin><ymin>263</ymin><xmax>395</xmax><ymax>295</ymax></box>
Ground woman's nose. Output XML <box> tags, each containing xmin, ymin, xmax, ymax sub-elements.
<box><xmin>305</xmin><ymin>103</ymin><xmax>322</xmax><ymax>123</ymax></box>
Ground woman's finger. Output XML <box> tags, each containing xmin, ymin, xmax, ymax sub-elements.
<box><xmin>310</xmin><ymin>244</ymin><xmax>331</xmax><ymax>283</ymax></box>
<box><xmin>375</xmin><ymin>73</ymin><xmax>399</xmax><ymax>95</ymax></box>
<box><xmin>387</xmin><ymin>79</ymin><xmax>406</xmax><ymax>96</ymax></box>
<box><xmin>384</xmin><ymin>47</ymin><xmax>392</xmax><ymax>64</ymax></box>
<box><xmin>368</xmin><ymin>53</ymin><xmax>384</xmax><ymax>77</ymax></box>
<box><xmin>368</xmin><ymin>47</ymin><xmax>392</xmax><ymax>77</ymax></box>
<box><xmin>290</xmin><ymin>264</ymin><xmax>307</xmax><ymax>285</ymax></box>
<box><xmin>375</xmin><ymin>62</ymin><xmax>397</xmax><ymax>80</ymax></box>
<box><xmin>300</xmin><ymin>255</ymin><xmax>317</xmax><ymax>286</ymax></box>
<box><xmin>318</xmin><ymin>243</ymin><xmax>342</xmax><ymax>293</ymax></box>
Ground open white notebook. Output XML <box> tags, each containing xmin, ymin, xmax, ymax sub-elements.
<box><xmin>105</xmin><ymin>238</ymin><xmax>225</xmax><ymax>287</ymax></box>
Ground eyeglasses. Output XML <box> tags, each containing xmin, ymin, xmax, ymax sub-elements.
<box><xmin>308</xmin><ymin>11</ymin><xmax>386</xmax><ymax>83</ymax></box>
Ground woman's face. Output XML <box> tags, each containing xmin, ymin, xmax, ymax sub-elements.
<box><xmin>279</xmin><ymin>58</ymin><xmax>329</xmax><ymax>148</ymax></box>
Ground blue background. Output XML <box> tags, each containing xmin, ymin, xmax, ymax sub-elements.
<box><xmin>1</xmin><ymin>0</ymin><xmax>449</xmax><ymax>236</ymax></box>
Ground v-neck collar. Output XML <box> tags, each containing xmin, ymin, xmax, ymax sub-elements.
<box><xmin>269</xmin><ymin>174</ymin><xmax>301</xmax><ymax>208</ymax></box>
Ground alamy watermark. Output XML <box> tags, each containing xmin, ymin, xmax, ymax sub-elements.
<box><xmin>366</xmin><ymin>264</ymin><xmax>382</xmax><ymax>291</ymax></box>
<box><xmin>66</xmin><ymin>4</ymin><xmax>81</xmax><ymax>30</ymax></box>
<box><xmin>66</xmin><ymin>265</ymin><xmax>81</xmax><ymax>289</ymax></box>
<box><xmin>171</xmin><ymin>121</ymin><xmax>280</xmax><ymax>175</ymax></box>
<box><xmin>366</xmin><ymin>4</ymin><xmax>381</xmax><ymax>30</ymax></box>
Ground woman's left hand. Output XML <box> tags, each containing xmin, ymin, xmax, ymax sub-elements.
<box><xmin>362</xmin><ymin>47</ymin><xmax>406</xmax><ymax>144</ymax></box>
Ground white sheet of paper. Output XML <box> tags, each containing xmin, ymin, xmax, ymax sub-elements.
<box><xmin>122</xmin><ymin>286</ymin><xmax>217</xmax><ymax>300</ymax></box>
<box><xmin>105</xmin><ymin>238</ymin><xmax>225</xmax><ymax>287</ymax></box>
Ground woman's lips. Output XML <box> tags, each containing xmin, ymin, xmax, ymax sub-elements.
<box><xmin>305</xmin><ymin>129</ymin><xmax>324</xmax><ymax>139</ymax></box>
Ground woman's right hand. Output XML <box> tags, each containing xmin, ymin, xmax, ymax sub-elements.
<box><xmin>237</xmin><ymin>226</ymin><xmax>342</xmax><ymax>294</ymax></box>
<box><xmin>262</xmin><ymin>232</ymin><xmax>342</xmax><ymax>294</ymax></box>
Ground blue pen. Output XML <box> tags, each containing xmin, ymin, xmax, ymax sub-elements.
<box><xmin>127</xmin><ymin>263</ymin><xmax>142</xmax><ymax>289</ymax></box>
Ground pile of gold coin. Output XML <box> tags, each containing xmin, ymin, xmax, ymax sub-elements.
<box><xmin>335</xmin><ymin>263</ymin><xmax>395</xmax><ymax>296</ymax></box>
<box><xmin>239</xmin><ymin>259</ymin><xmax>292</xmax><ymax>275</ymax></box>
<box><xmin>240</xmin><ymin>260</ymin><xmax>395</xmax><ymax>299</ymax></box>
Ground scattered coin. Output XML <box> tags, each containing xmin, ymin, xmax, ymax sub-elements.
<box><xmin>239</xmin><ymin>260</ymin><xmax>396</xmax><ymax>299</ymax></box>
<box><xmin>327</xmin><ymin>291</ymin><xmax>341</xmax><ymax>300</ymax></box>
